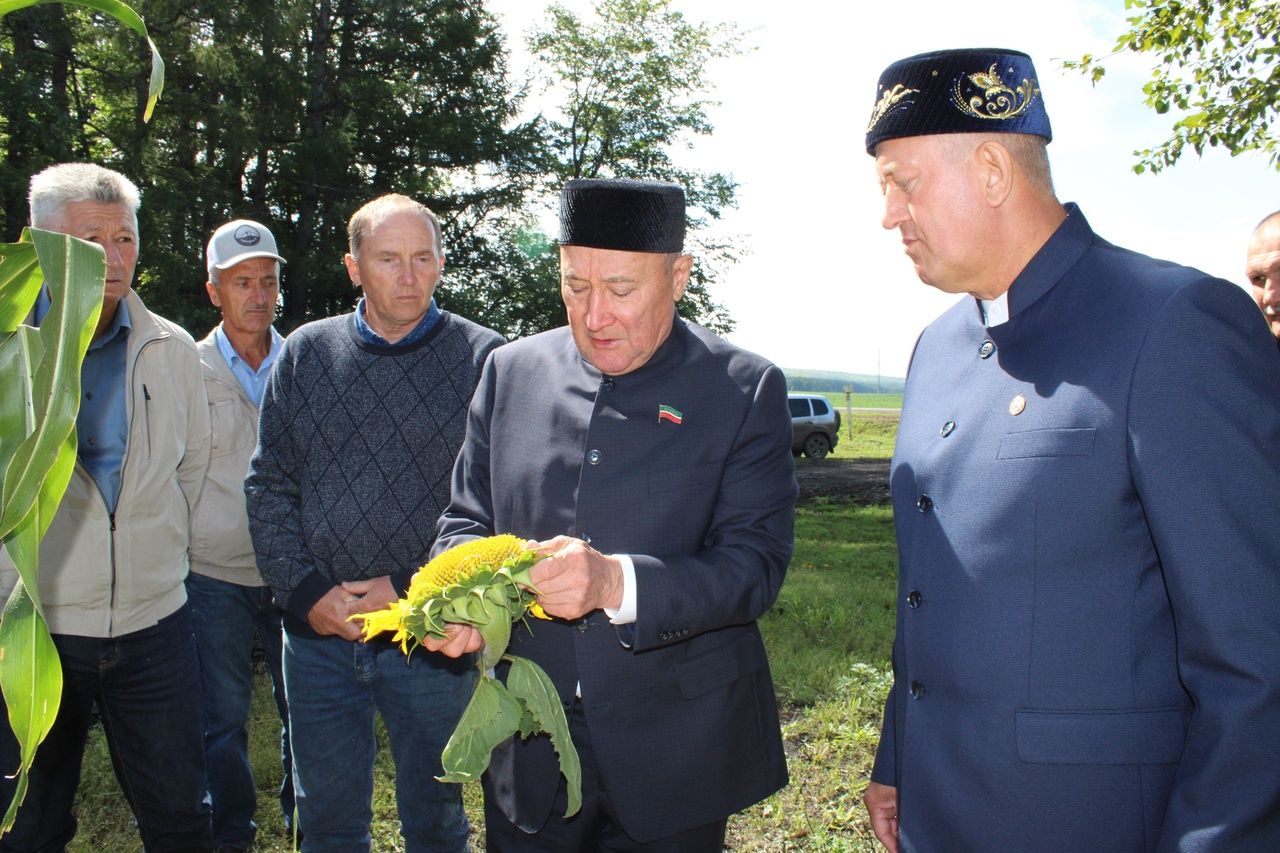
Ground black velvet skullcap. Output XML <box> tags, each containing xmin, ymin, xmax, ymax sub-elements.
<box><xmin>559</xmin><ymin>178</ymin><xmax>686</xmax><ymax>253</ymax></box>
<box><xmin>865</xmin><ymin>48</ymin><xmax>1052</xmax><ymax>155</ymax></box>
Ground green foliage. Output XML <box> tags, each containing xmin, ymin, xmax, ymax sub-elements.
<box><xmin>440</xmin><ymin>675</ymin><xmax>525</xmax><ymax>782</ymax></box>
<box><xmin>0</xmin><ymin>0</ymin><xmax>543</xmax><ymax>335</ymax></box>
<box><xmin>1065</xmin><ymin>0</ymin><xmax>1280</xmax><ymax>173</ymax></box>
<box><xmin>529</xmin><ymin>0</ymin><xmax>746</xmax><ymax>333</ymax></box>
<box><xmin>0</xmin><ymin>228</ymin><xmax>104</xmax><ymax>831</ymax></box>
<box><xmin>504</xmin><ymin>656</ymin><xmax>581</xmax><ymax>817</ymax></box>
<box><xmin>0</xmin><ymin>0</ymin><xmax>750</xmax><ymax>339</ymax></box>
<box><xmin>0</xmin><ymin>0</ymin><xmax>162</xmax><ymax>118</ymax></box>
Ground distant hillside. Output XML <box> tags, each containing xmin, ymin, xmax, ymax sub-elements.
<box><xmin>784</xmin><ymin>368</ymin><xmax>905</xmax><ymax>395</ymax></box>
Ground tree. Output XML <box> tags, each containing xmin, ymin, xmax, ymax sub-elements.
<box><xmin>527</xmin><ymin>0</ymin><xmax>746</xmax><ymax>333</ymax></box>
<box><xmin>1066</xmin><ymin>0</ymin><xmax>1280</xmax><ymax>173</ymax></box>
<box><xmin>0</xmin><ymin>0</ymin><xmax>544</xmax><ymax>335</ymax></box>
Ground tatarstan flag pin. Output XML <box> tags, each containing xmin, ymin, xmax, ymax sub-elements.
<box><xmin>658</xmin><ymin>404</ymin><xmax>683</xmax><ymax>425</ymax></box>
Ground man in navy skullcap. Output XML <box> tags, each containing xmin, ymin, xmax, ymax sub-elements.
<box><xmin>428</xmin><ymin>178</ymin><xmax>796</xmax><ymax>850</ymax></box>
<box><xmin>862</xmin><ymin>48</ymin><xmax>1280</xmax><ymax>852</ymax></box>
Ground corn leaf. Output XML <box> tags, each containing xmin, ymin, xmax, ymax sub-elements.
<box><xmin>507</xmin><ymin>656</ymin><xmax>582</xmax><ymax>817</ymax></box>
<box><xmin>0</xmin><ymin>0</ymin><xmax>164</xmax><ymax>121</ymax></box>
<box><xmin>0</xmin><ymin>229</ymin><xmax>102</xmax><ymax>540</ymax></box>
<box><xmin>0</xmin><ymin>242</ymin><xmax>40</xmax><ymax>334</ymax></box>
<box><xmin>0</xmin><ymin>523</ymin><xmax>62</xmax><ymax>831</ymax></box>
<box><xmin>0</xmin><ymin>229</ymin><xmax>103</xmax><ymax>831</ymax></box>
<box><xmin>438</xmin><ymin>676</ymin><xmax>523</xmax><ymax>784</ymax></box>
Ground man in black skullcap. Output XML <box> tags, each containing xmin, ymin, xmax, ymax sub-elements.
<box><xmin>429</xmin><ymin>178</ymin><xmax>796</xmax><ymax>849</ymax></box>
<box><xmin>861</xmin><ymin>48</ymin><xmax>1280</xmax><ymax>852</ymax></box>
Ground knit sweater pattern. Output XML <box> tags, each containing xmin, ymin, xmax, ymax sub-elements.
<box><xmin>246</xmin><ymin>311</ymin><xmax>503</xmax><ymax>636</ymax></box>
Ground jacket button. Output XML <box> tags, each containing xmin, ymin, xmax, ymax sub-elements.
<box><xmin>917</xmin><ymin>494</ymin><xmax>933</xmax><ymax>513</ymax></box>
<box><xmin>587</xmin><ymin>449</ymin><xmax>602</xmax><ymax>465</ymax></box>
<box><xmin>602</xmin><ymin>378</ymin><xmax>616</xmax><ymax>391</ymax></box>
<box><xmin>577</xmin><ymin>619</ymin><xmax>589</xmax><ymax>633</ymax></box>
<box><xmin>907</xmin><ymin>590</ymin><xmax>922</xmax><ymax>608</ymax></box>
<box><xmin>978</xmin><ymin>340</ymin><xmax>995</xmax><ymax>359</ymax></box>
<box><xmin>940</xmin><ymin>421</ymin><xmax>955</xmax><ymax>437</ymax></box>
<box><xmin>909</xmin><ymin>680</ymin><xmax>926</xmax><ymax>699</ymax></box>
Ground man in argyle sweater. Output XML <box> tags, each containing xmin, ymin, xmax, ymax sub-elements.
<box><xmin>246</xmin><ymin>194</ymin><xmax>503</xmax><ymax>853</ymax></box>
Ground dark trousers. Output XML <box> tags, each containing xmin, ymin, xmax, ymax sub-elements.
<box><xmin>484</xmin><ymin>703</ymin><xmax>727</xmax><ymax>853</ymax></box>
<box><xmin>0</xmin><ymin>603</ymin><xmax>212</xmax><ymax>853</ymax></box>
<box><xmin>187</xmin><ymin>573</ymin><xmax>295</xmax><ymax>848</ymax></box>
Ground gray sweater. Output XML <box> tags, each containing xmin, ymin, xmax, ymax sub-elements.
<box><xmin>246</xmin><ymin>311</ymin><xmax>503</xmax><ymax>637</ymax></box>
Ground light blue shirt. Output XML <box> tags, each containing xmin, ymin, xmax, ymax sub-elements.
<box><xmin>78</xmin><ymin>300</ymin><xmax>132</xmax><ymax>512</ymax></box>
<box><xmin>214</xmin><ymin>324</ymin><xmax>283</xmax><ymax>407</ymax></box>
<box><xmin>353</xmin><ymin>297</ymin><xmax>441</xmax><ymax>347</ymax></box>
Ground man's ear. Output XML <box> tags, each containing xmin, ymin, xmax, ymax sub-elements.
<box><xmin>205</xmin><ymin>280</ymin><xmax>221</xmax><ymax>308</ymax></box>
<box><xmin>672</xmin><ymin>253</ymin><xmax>693</xmax><ymax>301</ymax></box>
<box><xmin>977</xmin><ymin>140</ymin><xmax>1014</xmax><ymax>208</ymax></box>
<box><xmin>344</xmin><ymin>253</ymin><xmax>361</xmax><ymax>288</ymax></box>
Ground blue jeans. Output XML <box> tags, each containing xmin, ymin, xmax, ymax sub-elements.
<box><xmin>186</xmin><ymin>572</ymin><xmax>295</xmax><ymax>848</ymax></box>
<box><xmin>0</xmin><ymin>603</ymin><xmax>212</xmax><ymax>853</ymax></box>
<box><xmin>282</xmin><ymin>630</ymin><xmax>475</xmax><ymax>853</ymax></box>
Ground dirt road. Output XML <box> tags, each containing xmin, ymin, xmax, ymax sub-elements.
<box><xmin>794</xmin><ymin>458</ymin><xmax>890</xmax><ymax>504</ymax></box>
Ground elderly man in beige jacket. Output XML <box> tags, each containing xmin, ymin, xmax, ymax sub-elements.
<box><xmin>0</xmin><ymin>162</ymin><xmax>213</xmax><ymax>852</ymax></box>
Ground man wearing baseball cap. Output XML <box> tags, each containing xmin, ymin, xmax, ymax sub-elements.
<box><xmin>861</xmin><ymin>48</ymin><xmax>1280</xmax><ymax>851</ymax></box>
<box><xmin>187</xmin><ymin>218</ymin><xmax>295</xmax><ymax>851</ymax></box>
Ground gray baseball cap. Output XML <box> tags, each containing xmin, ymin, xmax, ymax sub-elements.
<box><xmin>206</xmin><ymin>219</ymin><xmax>286</xmax><ymax>278</ymax></box>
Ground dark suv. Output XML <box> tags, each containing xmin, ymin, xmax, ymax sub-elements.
<box><xmin>788</xmin><ymin>394</ymin><xmax>841</xmax><ymax>459</ymax></box>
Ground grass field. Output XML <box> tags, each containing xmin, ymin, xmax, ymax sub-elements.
<box><xmin>62</xmin><ymin>478</ymin><xmax>899</xmax><ymax>850</ymax></box>
<box><xmin>821</xmin><ymin>410</ymin><xmax>898</xmax><ymax>461</ymax></box>
<box><xmin>820</xmin><ymin>392</ymin><xmax>902</xmax><ymax>411</ymax></box>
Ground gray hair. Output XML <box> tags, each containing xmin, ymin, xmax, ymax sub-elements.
<box><xmin>28</xmin><ymin>162</ymin><xmax>141</xmax><ymax>230</ymax></box>
<box><xmin>347</xmin><ymin>193</ymin><xmax>441</xmax><ymax>260</ymax></box>
<box><xmin>1001</xmin><ymin>134</ymin><xmax>1055</xmax><ymax>196</ymax></box>
<box><xmin>942</xmin><ymin>133</ymin><xmax>1055</xmax><ymax>197</ymax></box>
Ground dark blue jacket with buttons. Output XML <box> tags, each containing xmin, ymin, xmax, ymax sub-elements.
<box><xmin>872</xmin><ymin>205</ymin><xmax>1280</xmax><ymax>851</ymax></box>
<box><xmin>435</xmin><ymin>317</ymin><xmax>796</xmax><ymax>842</ymax></box>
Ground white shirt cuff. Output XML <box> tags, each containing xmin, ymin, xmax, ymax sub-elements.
<box><xmin>604</xmin><ymin>554</ymin><xmax>636</xmax><ymax>624</ymax></box>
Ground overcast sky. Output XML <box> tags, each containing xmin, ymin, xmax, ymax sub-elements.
<box><xmin>486</xmin><ymin>0</ymin><xmax>1279</xmax><ymax>378</ymax></box>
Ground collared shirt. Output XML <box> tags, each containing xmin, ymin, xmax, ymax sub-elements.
<box><xmin>214</xmin><ymin>324</ymin><xmax>283</xmax><ymax>407</ymax></box>
<box><xmin>78</xmin><ymin>299</ymin><xmax>132</xmax><ymax>512</ymax></box>
<box><xmin>980</xmin><ymin>292</ymin><xmax>1010</xmax><ymax>327</ymax></box>
<box><xmin>353</xmin><ymin>297</ymin><xmax>441</xmax><ymax>347</ymax></box>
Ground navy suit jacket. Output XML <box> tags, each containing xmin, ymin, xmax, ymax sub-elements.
<box><xmin>435</xmin><ymin>317</ymin><xmax>796</xmax><ymax>841</ymax></box>
<box><xmin>873</xmin><ymin>205</ymin><xmax>1280</xmax><ymax>851</ymax></box>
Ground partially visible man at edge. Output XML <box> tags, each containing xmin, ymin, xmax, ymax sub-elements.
<box><xmin>1246</xmin><ymin>209</ymin><xmax>1280</xmax><ymax>351</ymax></box>
<box><xmin>421</xmin><ymin>178</ymin><xmax>796</xmax><ymax>851</ymax></box>
<box><xmin>187</xmin><ymin>218</ymin><xmax>296</xmax><ymax>851</ymax></box>
<box><xmin>245</xmin><ymin>194</ymin><xmax>504</xmax><ymax>852</ymax></box>
<box><xmin>0</xmin><ymin>162</ymin><xmax>213</xmax><ymax>852</ymax></box>
<box><xmin>860</xmin><ymin>48</ymin><xmax>1280</xmax><ymax>852</ymax></box>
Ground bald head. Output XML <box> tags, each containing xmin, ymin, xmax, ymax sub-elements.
<box><xmin>1246</xmin><ymin>210</ymin><xmax>1280</xmax><ymax>341</ymax></box>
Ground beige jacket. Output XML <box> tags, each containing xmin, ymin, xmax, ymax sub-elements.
<box><xmin>188</xmin><ymin>327</ymin><xmax>271</xmax><ymax>587</ymax></box>
<box><xmin>0</xmin><ymin>289</ymin><xmax>211</xmax><ymax>637</ymax></box>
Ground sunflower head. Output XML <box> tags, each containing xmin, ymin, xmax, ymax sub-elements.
<box><xmin>407</xmin><ymin>534</ymin><xmax>528</xmax><ymax>603</ymax></box>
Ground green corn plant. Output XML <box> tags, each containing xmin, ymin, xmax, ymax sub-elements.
<box><xmin>0</xmin><ymin>0</ymin><xmax>163</xmax><ymax>831</ymax></box>
<box><xmin>0</xmin><ymin>230</ymin><xmax>103</xmax><ymax>830</ymax></box>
